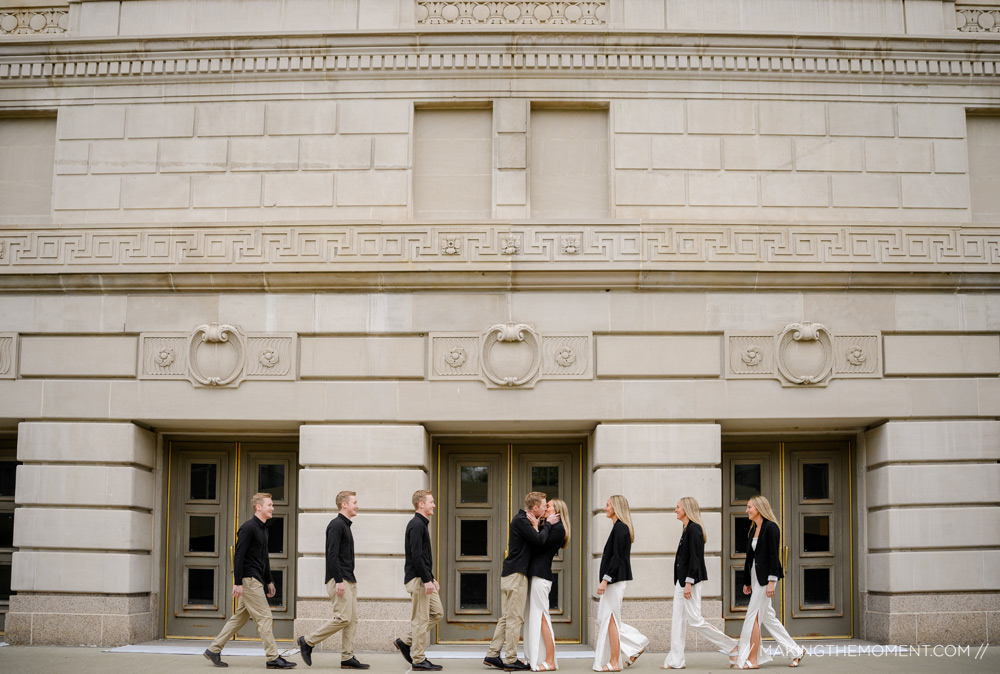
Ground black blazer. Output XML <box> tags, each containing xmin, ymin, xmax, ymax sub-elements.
<box><xmin>528</xmin><ymin>521</ymin><xmax>565</xmax><ymax>581</ymax></box>
<box><xmin>599</xmin><ymin>519</ymin><xmax>633</xmax><ymax>583</ymax></box>
<box><xmin>673</xmin><ymin>521</ymin><xmax>708</xmax><ymax>586</ymax></box>
<box><xmin>743</xmin><ymin>518</ymin><xmax>783</xmax><ymax>587</ymax></box>
<box><xmin>501</xmin><ymin>509</ymin><xmax>553</xmax><ymax>577</ymax></box>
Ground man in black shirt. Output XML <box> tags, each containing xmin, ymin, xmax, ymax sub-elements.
<box><xmin>205</xmin><ymin>492</ymin><xmax>296</xmax><ymax>669</ymax></box>
<box><xmin>484</xmin><ymin>491</ymin><xmax>560</xmax><ymax>672</ymax></box>
<box><xmin>297</xmin><ymin>490</ymin><xmax>369</xmax><ymax>669</ymax></box>
<box><xmin>393</xmin><ymin>489</ymin><xmax>443</xmax><ymax>671</ymax></box>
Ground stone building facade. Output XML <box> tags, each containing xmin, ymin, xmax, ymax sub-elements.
<box><xmin>1</xmin><ymin>0</ymin><xmax>998</xmax><ymax>651</ymax></box>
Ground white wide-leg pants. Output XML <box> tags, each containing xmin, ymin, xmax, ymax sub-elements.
<box><xmin>592</xmin><ymin>582</ymin><xmax>649</xmax><ymax>672</ymax></box>
<box><xmin>662</xmin><ymin>581</ymin><xmax>737</xmax><ymax>669</ymax></box>
<box><xmin>734</xmin><ymin>574</ymin><xmax>805</xmax><ymax>669</ymax></box>
<box><xmin>525</xmin><ymin>578</ymin><xmax>557</xmax><ymax>671</ymax></box>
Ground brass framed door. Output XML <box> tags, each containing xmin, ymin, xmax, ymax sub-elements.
<box><xmin>0</xmin><ymin>437</ymin><xmax>17</xmax><ymax>634</ymax></box>
<box><xmin>436</xmin><ymin>440</ymin><xmax>583</xmax><ymax>643</ymax></box>
<box><xmin>166</xmin><ymin>440</ymin><xmax>297</xmax><ymax>639</ymax></box>
<box><xmin>722</xmin><ymin>441</ymin><xmax>853</xmax><ymax>638</ymax></box>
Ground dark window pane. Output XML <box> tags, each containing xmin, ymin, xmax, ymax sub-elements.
<box><xmin>0</xmin><ymin>512</ymin><xmax>13</xmax><ymax>549</ymax></box>
<box><xmin>460</xmin><ymin>466</ymin><xmax>489</xmax><ymax>504</ymax></box>
<box><xmin>266</xmin><ymin>517</ymin><xmax>284</xmax><ymax>555</ymax></box>
<box><xmin>190</xmin><ymin>463</ymin><xmax>217</xmax><ymax>501</ymax></box>
<box><xmin>734</xmin><ymin>516</ymin><xmax>751</xmax><ymax>554</ymax></box>
<box><xmin>803</xmin><ymin>567</ymin><xmax>831</xmax><ymax>605</ymax></box>
<box><xmin>268</xmin><ymin>570</ymin><xmax>284</xmax><ymax>607</ymax></box>
<box><xmin>188</xmin><ymin>515</ymin><xmax>216</xmax><ymax>553</ymax></box>
<box><xmin>0</xmin><ymin>563</ymin><xmax>11</xmax><ymax>601</ymax></box>
<box><xmin>0</xmin><ymin>461</ymin><xmax>17</xmax><ymax>497</ymax></box>
<box><xmin>460</xmin><ymin>519</ymin><xmax>488</xmax><ymax>557</ymax></box>
<box><xmin>803</xmin><ymin>516</ymin><xmax>830</xmax><ymax>553</ymax></box>
<box><xmin>459</xmin><ymin>573</ymin><xmax>488</xmax><ymax>610</ymax></box>
<box><xmin>531</xmin><ymin>466</ymin><xmax>559</xmax><ymax>500</ymax></box>
<box><xmin>802</xmin><ymin>463</ymin><xmax>830</xmax><ymax>500</ymax></box>
<box><xmin>187</xmin><ymin>568</ymin><xmax>215</xmax><ymax>605</ymax></box>
<box><xmin>549</xmin><ymin>572</ymin><xmax>560</xmax><ymax>611</ymax></box>
<box><xmin>734</xmin><ymin>570</ymin><xmax>750</xmax><ymax>607</ymax></box>
<box><xmin>734</xmin><ymin>464</ymin><xmax>761</xmax><ymax>501</ymax></box>
<box><xmin>258</xmin><ymin>464</ymin><xmax>285</xmax><ymax>502</ymax></box>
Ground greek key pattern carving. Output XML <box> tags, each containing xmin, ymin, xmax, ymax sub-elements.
<box><xmin>2</xmin><ymin>225</ymin><xmax>998</xmax><ymax>272</ymax></box>
<box><xmin>416</xmin><ymin>2</ymin><xmax>607</xmax><ymax>25</ymax></box>
<box><xmin>957</xmin><ymin>6</ymin><xmax>1000</xmax><ymax>32</ymax></box>
<box><xmin>0</xmin><ymin>334</ymin><xmax>15</xmax><ymax>378</ymax></box>
<box><xmin>430</xmin><ymin>325</ymin><xmax>591</xmax><ymax>387</ymax></box>
<box><xmin>727</xmin><ymin>325</ymin><xmax>880</xmax><ymax>387</ymax></box>
<box><xmin>2</xmin><ymin>45</ymin><xmax>996</xmax><ymax>83</ymax></box>
<box><xmin>0</xmin><ymin>7</ymin><xmax>68</xmax><ymax>35</ymax></box>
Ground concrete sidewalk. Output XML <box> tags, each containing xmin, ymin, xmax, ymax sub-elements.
<box><xmin>0</xmin><ymin>644</ymin><xmax>997</xmax><ymax>674</ymax></box>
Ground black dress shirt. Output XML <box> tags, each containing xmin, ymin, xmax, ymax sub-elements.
<box><xmin>501</xmin><ymin>509</ymin><xmax>552</xmax><ymax>578</ymax></box>
<box><xmin>673</xmin><ymin>521</ymin><xmax>709</xmax><ymax>586</ymax></box>
<box><xmin>404</xmin><ymin>512</ymin><xmax>435</xmax><ymax>584</ymax></box>
<box><xmin>325</xmin><ymin>513</ymin><xmax>356</xmax><ymax>584</ymax></box>
<box><xmin>233</xmin><ymin>515</ymin><xmax>273</xmax><ymax>586</ymax></box>
<box><xmin>599</xmin><ymin>519</ymin><xmax>633</xmax><ymax>583</ymax></box>
<box><xmin>743</xmin><ymin>519</ymin><xmax>784</xmax><ymax>587</ymax></box>
<box><xmin>528</xmin><ymin>521</ymin><xmax>565</xmax><ymax>581</ymax></box>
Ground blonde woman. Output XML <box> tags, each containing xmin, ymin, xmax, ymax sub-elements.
<box><xmin>733</xmin><ymin>495</ymin><xmax>806</xmax><ymax>669</ymax></box>
<box><xmin>661</xmin><ymin>497</ymin><xmax>737</xmax><ymax>669</ymax></box>
<box><xmin>525</xmin><ymin>498</ymin><xmax>569</xmax><ymax>671</ymax></box>
<box><xmin>593</xmin><ymin>495</ymin><xmax>649</xmax><ymax>672</ymax></box>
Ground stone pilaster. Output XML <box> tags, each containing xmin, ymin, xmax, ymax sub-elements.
<box><xmin>590</xmin><ymin>423</ymin><xmax>723</xmax><ymax>652</ymax></box>
<box><xmin>295</xmin><ymin>424</ymin><xmax>429</xmax><ymax>652</ymax></box>
<box><xmin>863</xmin><ymin>420</ymin><xmax>1000</xmax><ymax>645</ymax></box>
<box><xmin>6</xmin><ymin>422</ymin><xmax>156</xmax><ymax>646</ymax></box>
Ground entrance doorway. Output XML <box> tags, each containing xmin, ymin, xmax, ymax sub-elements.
<box><xmin>435</xmin><ymin>440</ymin><xmax>584</xmax><ymax>643</ymax></box>
<box><xmin>165</xmin><ymin>440</ymin><xmax>298</xmax><ymax>639</ymax></box>
<box><xmin>722</xmin><ymin>441</ymin><xmax>853</xmax><ymax>638</ymax></box>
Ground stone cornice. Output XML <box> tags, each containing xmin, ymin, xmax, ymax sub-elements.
<box><xmin>1</xmin><ymin>31</ymin><xmax>998</xmax><ymax>87</ymax></box>
<box><xmin>1</xmin><ymin>223</ymin><xmax>997</xmax><ymax>292</ymax></box>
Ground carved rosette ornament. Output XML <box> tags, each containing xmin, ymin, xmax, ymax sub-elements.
<box><xmin>481</xmin><ymin>323</ymin><xmax>542</xmax><ymax>387</ymax></box>
<box><xmin>500</xmin><ymin>234</ymin><xmax>521</xmax><ymax>255</ymax></box>
<box><xmin>561</xmin><ymin>235</ymin><xmax>581</xmax><ymax>255</ymax></box>
<box><xmin>445</xmin><ymin>346</ymin><xmax>468</xmax><ymax>367</ymax></box>
<box><xmin>188</xmin><ymin>323</ymin><xmax>247</xmax><ymax>387</ymax></box>
<box><xmin>154</xmin><ymin>347</ymin><xmax>176</xmax><ymax>368</ymax></box>
<box><xmin>775</xmin><ymin>322</ymin><xmax>834</xmax><ymax>386</ymax></box>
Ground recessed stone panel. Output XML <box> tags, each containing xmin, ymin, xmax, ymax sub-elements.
<box><xmin>884</xmin><ymin>334</ymin><xmax>1000</xmax><ymax>376</ymax></box>
<box><xmin>20</xmin><ymin>336</ymin><xmax>138</xmax><ymax>378</ymax></box>
<box><xmin>596</xmin><ymin>335</ymin><xmax>721</xmax><ymax>378</ymax></box>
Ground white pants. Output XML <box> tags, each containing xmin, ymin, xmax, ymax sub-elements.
<box><xmin>735</xmin><ymin>574</ymin><xmax>805</xmax><ymax>668</ymax></box>
<box><xmin>592</xmin><ymin>582</ymin><xmax>649</xmax><ymax>671</ymax></box>
<box><xmin>525</xmin><ymin>578</ymin><xmax>557</xmax><ymax>671</ymax></box>
<box><xmin>662</xmin><ymin>581</ymin><xmax>737</xmax><ymax>669</ymax></box>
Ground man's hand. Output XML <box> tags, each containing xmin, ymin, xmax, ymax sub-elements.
<box><xmin>232</xmin><ymin>585</ymin><xmax>243</xmax><ymax>598</ymax></box>
<box><xmin>434</xmin><ymin>580</ymin><xmax>440</xmax><ymax>593</ymax></box>
<box><xmin>425</xmin><ymin>581</ymin><xmax>435</xmax><ymax>595</ymax></box>
<box><xmin>546</xmin><ymin>512</ymin><xmax>561</xmax><ymax>525</ymax></box>
<box><xmin>267</xmin><ymin>583</ymin><xmax>276</xmax><ymax>598</ymax></box>
<box><xmin>336</xmin><ymin>581</ymin><xmax>346</xmax><ymax>597</ymax></box>
<box><xmin>597</xmin><ymin>579</ymin><xmax>608</xmax><ymax>596</ymax></box>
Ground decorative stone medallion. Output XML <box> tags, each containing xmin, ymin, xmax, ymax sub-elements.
<box><xmin>481</xmin><ymin>323</ymin><xmax>542</xmax><ymax>387</ymax></box>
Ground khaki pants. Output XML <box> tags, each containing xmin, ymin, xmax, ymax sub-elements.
<box><xmin>487</xmin><ymin>572</ymin><xmax>529</xmax><ymax>663</ymax></box>
<box><xmin>402</xmin><ymin>578</ymin><xmax>443</xmax><ymax>664</ymax></box>
<box><xmin>304</xmin><ymin>579</ymin><xmax>358</xmax><ymax>660</ymax></box>
<box><xmin>209</xmin><ymin>577</ymin><xmax>278</xmax><ymax>661</ymax></box>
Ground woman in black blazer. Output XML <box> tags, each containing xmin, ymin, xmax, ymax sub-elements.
<box><xmin>525</xmin><ymin>498</ymin><xmax>569</xmax><ymax>671</ymax></box>
<box><xmin>733</xmin><ymin>495</ymin><xmax>805</xmax><ymax>669</ymax></box>
<box><xmin>592</xmin><ymin>495</ymin><xmax>649</xmax><ymax>672</ymax></box>
<box><xmin>661</xmin><ymin>497</ymin><xmax>736</xmax><ymax>669</ymax></box>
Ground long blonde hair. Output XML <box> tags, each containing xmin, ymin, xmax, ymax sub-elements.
<box><xmin>748</xmin><ymin>494</ymin><xmax>780</xmax><ymax>536</ymax></box>
<box><xmin>679</xmin><ymin>496</ymin><xmax>707</xmax><ymax>542</ymax></box>
<box><xmin>550</xmin><ymin>498</ymin><xmax>571</xmax><ymax>549</ymax></box>
<box><xmin>608</xmin><ymin>494</ymin><xmax>635</xmax><ymax>543</ymax></box>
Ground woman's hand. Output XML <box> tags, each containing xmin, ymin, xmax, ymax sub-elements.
<box><xmin>683</xmin><ymin>583</ymin><xmax>692</xmax><ymax>600</ymax></box>
<box><xmin>766</xmin><ymin>580</ymin><xmax>776</xmax><ymax>598</ymax></box>
<box><xmin>597</xmin><ymin>579</ymin><xmax>608</xmax><ymax>596</ymax></box>
<box><xmin>743</xmin><ymin>585</ymin><xmax>751</xmax><ymax>596</ymax></box>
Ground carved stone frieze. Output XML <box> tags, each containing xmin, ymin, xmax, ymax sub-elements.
<box><xmin>430</xmin><ymin>324</ymin><xmax>591</xmax><ymax>387</ymax></box>
<box><xmin>957</xmin><ymin>5</ymin><xmax>1000</xmax><ymax>32</ymax></box>
<box><xmin>727</xmin><ymin>324</ymin><xmax>880</xmax><ymax>387</ymax></box>
<box><xmin>416</xmin><ymin>1</ymin><xmax>608</xmax><ymax>26</ymax></box>
<box><xmin>0</xmin><ymin>333</ymin><xmax>16</xmax><ymax>379</ymax></box>
<box><xmin>140</xmin><ymin>327</ymin><xmax>297</xmax><ymax>387</ymax></box>
<box><xmin>0</xmin><ymin>7</ymin><xmax>68</xmax><ymax>36</ymax></box>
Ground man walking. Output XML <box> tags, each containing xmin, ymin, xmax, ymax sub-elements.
<box><xmin>297</xmin><ymin>490</ymin><xmax>369</xmax><ymax>669</ymax></box>
<box><xmin>484</xmin><ymin>492</ymin><xmax>560</xmax><ymax>672</ymax></box>
<box><xmin>394</xmin><ymin>490</ymin><xmax>444</xmax><ymax>671</ymax></box>
<box><xmin>204</xmin><ymin>492</ymin><xmax>296</xmax><ymax>669</ymax></box>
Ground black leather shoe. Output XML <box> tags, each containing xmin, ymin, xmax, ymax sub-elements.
<box><xmin>297</xmin><ymin>637</ymin><xmax>313</xmax><ymax>667</ymax></box>
<box><xmin>394</xmin><ymin>638</ymin><xmax>413</xmax><ymax>664</ymax></box>
<box><xmin>341</xmin><ymin>657</ymin><xmax>371</xmax><ymax>669</ymax></box>
<box><xmin>267</xmin><ymin>656</ymin><xmax>298</xmax><ymax>669</ymax></box>
<box><xmin>484</xmin><ymin>657</ymin><xmax>505</xmax><ymax>670</ymax></box>
<box><xmin>504</xmin><ymin>661</ymin><xmax>531</xmax><ymax>671</ymax></box>
<box><xmin>203</xmin><ymin>649</ymin><xmax>228</xmax><ymax>667</ymax></box>
<box><xmin>412</xmin><ymin>660</ymin><xmax>443</xmax><ymax>671</ymax></box>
